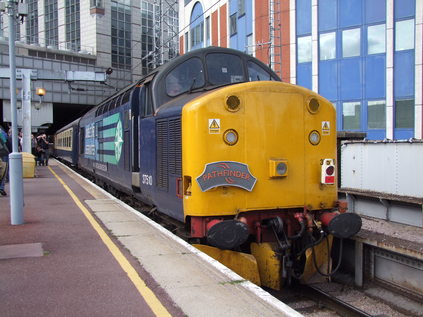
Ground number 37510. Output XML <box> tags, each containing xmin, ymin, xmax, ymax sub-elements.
<box><xmin>142</xmin><ymin>174</ymin><xmax>153</xmax><ymax>186</ymax></box>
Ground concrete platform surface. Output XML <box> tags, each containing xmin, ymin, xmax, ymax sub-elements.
<box><xmin>0</xmin><ymin>160</ymin><xmax>299</xmax><ymax>317</ymax></box>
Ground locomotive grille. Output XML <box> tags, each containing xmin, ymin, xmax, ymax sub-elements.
<box><xmin>169</xmin><ymin>118</ymin><xmax>182</xmax><ymax>176</ymax></box>
<box><xmin>156</xmin><ymin>117</ymin><xmax>182</xmax><ymax>190</ymax></box>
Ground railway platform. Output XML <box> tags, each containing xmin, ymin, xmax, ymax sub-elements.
<box><xmin>0</xmin><ymin>160</ymin><xmax>299</xmax><ymax>317</ymax></box>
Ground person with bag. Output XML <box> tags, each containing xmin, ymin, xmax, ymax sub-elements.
<box><xmin>0</xmin><ymin>134</ymin><xmax>9</xmax><ymax>196</ymax></box>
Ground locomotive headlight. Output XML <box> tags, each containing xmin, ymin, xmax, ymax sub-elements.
<box><xmin>223</xmin><ymin>129</ymin><xmax>238</xmax><ymax>145</ymax></box>
<box><xmin>269</xmin><ymin>159</ymin><xmax>288</xmax><ymax>177</ymax></box>
<box><xmin>276</xmin><ymin>162</ymin><xmax>288</xmax><ymax>175</ymax></box>
<box><xmin>309</xmin><ymin>130</ymin><xmax>321</xmax><ymax>145</ymax></box>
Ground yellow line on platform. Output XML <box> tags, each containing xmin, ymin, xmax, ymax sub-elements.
<box><xmin>48</xmin><ymin>166</ymin><xmax>172</xmax><ymax>317</ymax></box>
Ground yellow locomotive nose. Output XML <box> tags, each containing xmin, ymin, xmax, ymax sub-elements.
<box><xmin>182</xmin><ymin>81</ymin><xmax>337</xmax><ymax>218</ymax></box>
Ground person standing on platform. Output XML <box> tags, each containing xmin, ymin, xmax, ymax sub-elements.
<box><xmin>0</xmin><ymin>127</ymin><xmax>9</xmax><ymax>196</ymax></box>
<box><xmin>37</xmin><ymin>133</ymin><xmax>50</xmax><ymax>166</ymax></box>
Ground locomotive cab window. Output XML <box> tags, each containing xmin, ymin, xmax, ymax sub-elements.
<box><xmin>247</xmin><ymin>61</ymin><xmax>275</xmax><ymax>81</ymax></box>
<box><xmin>165</xmin><ymin>58</ymin><xmax>205</xmax><ymax>97</ymax></box>
<box><xmin>139</xmin><ymin>84</ymin><xmax>153</xmax><ymax>116</ymax></box>
<box><xmin>206</xmin><ymin>53</ymin><xmax>244</xmax><ymax>85</ymax></box>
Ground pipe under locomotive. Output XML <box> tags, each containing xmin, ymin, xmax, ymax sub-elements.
<box><xmin>55</xmin><ymin>47</ymin><xmax>361</xmax><ymax>290</ymax></box>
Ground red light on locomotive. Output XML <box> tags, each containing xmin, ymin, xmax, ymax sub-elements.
<box><xmin>321</xmin><ymin>159</ymin><xmax>335</xmax><ymax>185</ymax></box>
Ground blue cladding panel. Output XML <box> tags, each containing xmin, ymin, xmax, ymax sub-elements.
<box><xmin>230</xmin><ymin>36</ymin><xmax>238</xmax><ymax>49</ymax></box>
<box><xmin>366</xmin><ymin>130</ymin><xmax>386</xmax><ymax>140</ymax></box>
<box><xmin>297</xmin><ymin>0</ymin><xmax>311</xmax><ymax>35</ymax></box>
<box><xmin>319</xmin><ymin>61</ymin><xmax>338</xmax><ymax>101</ymax></box>
<box><xmin>365</xmin><ymin>55</ymin><xmax>386</xmax><ymax>99</ymax></box>
<box><xmin>339</xmin><ymin>0</ymin><xmax>362</xmax><ymax>27</ymax></box>
<box><xmin>340</xmin><ymin>58</ymin><xmax>362</xmax><ymax>100</ymax></box>
<box><xmin>297</xmin><ymin>63</ymin><xmax>312</xmax><ymax>90</ymax></box>
<box><xmin>394</xmin><ymin>129</ymin><xmax>413</xmax><ymax>140</ymax></box>
<box><xmin>238</xmin><ymin>15</ymin><xmax>247</xmax><ymax>51</ymax></box>
<box><xmin>365</xmin><ymin>0</ymin><xmax>386</xmax><ymax>23</ymax></box>
<box><xmin>319</xmin><ymin>0</ymin><xmax>337</xmax><ymax>31</ymax></box>
<box><xmin>229</xmin><ymin>0</ymin><xmax>237</xmax><ymax>15</ymax></box>
<box><xmin>394</xmin><ymin>51</ymin><xmax>415</xmax><ymax>97</ymax></box>
<box><xmin>395</xmin><ymin>0</ymin><xmax>415</xmax><ymax>19</ymax></box>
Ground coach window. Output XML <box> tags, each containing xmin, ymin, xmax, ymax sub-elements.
<box><xmin>206</xmin><ymin>53</ymin><xmax>244</xmax><ymax>85</ymax></box>
<box><xmin>165</xmin><ymin>58</ymin><xmax>205</xmax><ymax>96</ymax></box>
<box><xmin>247</xmin><ymin>61</ymin><xmax>274</xmax><ymax>81</ymax></box>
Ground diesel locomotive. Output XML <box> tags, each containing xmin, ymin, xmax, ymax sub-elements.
<box><xmin>55</xmin><ymin>47</ymin><xmax>362</xmax><ymax>289</ymax></box>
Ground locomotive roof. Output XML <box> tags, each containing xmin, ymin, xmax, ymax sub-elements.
<box><xmin>150</xmin><ymin>46</ymin><xmax>281</xmax><ymax>110</ymax></box>
<box><xmin>80</xmin><ymin>46</ymin><xmax>281</xmax><ymax>121</ymax></box>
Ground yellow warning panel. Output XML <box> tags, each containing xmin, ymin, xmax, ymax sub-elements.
<box><xmin>209</xmin><ymin>118</ymin><xmax>220</xmax><ymax>134</ymax></box>
<box><xmin>193</xmin><ymin>244</ymin><xmax>261</xmax><ymax>285</ymax></box>
<box><xmin>251</xmin><ymin>242</ymin><xmax>281</xmax><ymax>290</ymax></box>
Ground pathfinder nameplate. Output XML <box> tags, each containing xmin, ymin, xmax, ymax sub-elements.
<box><xmin>196</xmin><ymin>161</ymin><xmax>257</xmax><ymax>192</ymax></box>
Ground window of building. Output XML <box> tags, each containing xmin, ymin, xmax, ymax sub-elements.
<box><xmin>65</xmin><ymin>0</ymin><xmax>80</xmax><ymax>51</ymax></box>
<box><xmin>319</xmin><ymin>32</ymin><xmax>336</xmax><ymax>60</ymax></box>
<box><xmin>238</xmin><ymin>0</ymin><xmax>245</xmax><ymax>17</ymax></box>
<box><xmin>206</xmin><ymin>16</ymin><xmax>210</xmax><ymax>42</ymax></box>
<box><xmin>342</xmin><ymin>28</ymin><xmax>360</xmax><ymax>57</ymax></box>
<box><xmin>395</xmin><ymin>99</ymin><xmax>414</xmax><ymax>128</ymax></box>
<box><xmin>368</xmin><ymin>24</ymin><xmax>386</xmax><ymax>54</ymax></box>
<box><xmin>90</xmin><ymin>0</ymin><xmax>103</xmax><ymax>8</ymax></box>
<box><xmin>141</xmin><ymin>1</ymin><xmax>157</xmax><ymax>74</ymax></box>
<box><xmin>45</xmin><ymin>0</ymin><xmax>58</xmax><ymax>47</ymax></box>
<box><xmin>112</xmin><ymin>0</ymin><xmax>132</xmax><ymax>70</ymax></box>
<box><xmin>185</xmin><ymin>32</ymin><xmax>189</xmax><ymax>52</ymax></box>
<box><xmin>343</xmin><ymin>101</ymin><xmax>361</xmax><ymax>130</ymax></box>
<box><xmin>395</xmin><ymin>19</ymin><xmax>414</xmax><ymax>51</ymax></box>
<box><xmin>230</xmin><ymin>13</ymin><xmax>237</xmax><ymax>36</ymax></box>
<box><xmin>26</xmin><ymin>0</ymin><xmax>38</xmax><ymax>44</ymax></box>
<box><xmin>297</xmin><ymin>35</ymin><xmax>312</xmax><ymax>63</ymax></box>
<box><xmin>190</xmin><ymin>22</ymin><xmax>204</xmax><ymax>48</ymax></box>
<box><xmin>368</xmin><ymin>100</ymin><xmax>386</xmax><ymax>129</ymax></box>
<box><xmin>246</xmin><ymin>34</ymin><xmax>253</xmax><ymax>55</ymax></box>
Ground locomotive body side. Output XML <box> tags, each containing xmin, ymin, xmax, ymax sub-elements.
<box><xmin>77</xmin><ymin>87</ymin><xmax>138</xmax><ymax>195</ymax></box>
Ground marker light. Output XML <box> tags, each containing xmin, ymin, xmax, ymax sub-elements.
<box><xmin>223</xmin><ymin>129</ymin><xmax>238</xmax><ymax>145</ymax></box>
<box><xmin>309</xmin><ymin>130</ymin><xmax>321</xmax><ymax>145</ymax></box>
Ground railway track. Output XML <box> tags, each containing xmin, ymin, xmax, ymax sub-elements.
<box><xmin>298</xmin><ymin>285</ymin><xmax>373</xmax><ymax>317</ymax></box>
